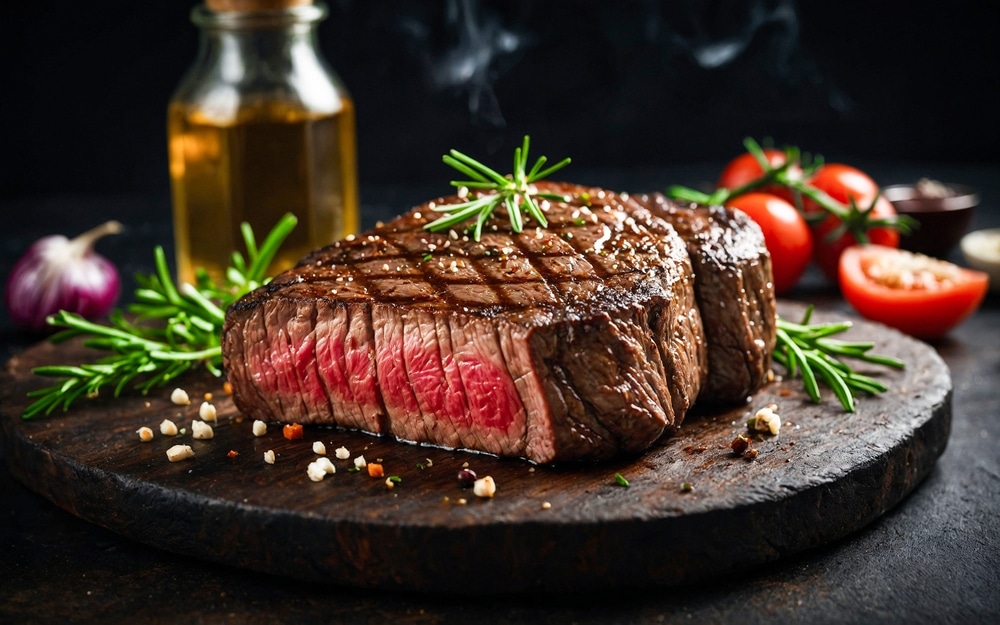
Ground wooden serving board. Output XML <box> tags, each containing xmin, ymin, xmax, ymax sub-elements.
<box><xmin>0</xmin><ymin>303</ymin><xmax>951</xmax><ymax>594</ymax></box>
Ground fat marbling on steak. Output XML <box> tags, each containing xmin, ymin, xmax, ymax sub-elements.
<box><xmin>222</xmin><ymin>182</ymin><xmax>711</xmax><ymax>464</ymax></box>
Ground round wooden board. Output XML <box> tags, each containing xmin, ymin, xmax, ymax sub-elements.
<box><xmin>0</xmin><ymin>303</ymin><xmax>951</xmax><ymax>594</ymax></box>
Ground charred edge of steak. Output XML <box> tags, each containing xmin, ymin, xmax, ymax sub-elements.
<box><xmin>636</xmin><ymin>193</ymin><xmax>777</xmax><ymax>407</ymax></box>
<box><xmin>222</xmin><ymin>183</ymin><xmax>710</xmax><ymax>464</ymax></box>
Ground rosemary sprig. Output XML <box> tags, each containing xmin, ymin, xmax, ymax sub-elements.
<box><xmin>774</xmin><ymin>306</ymin><xmax>905</xmax><ymax>412</ymax></box>
<box><xmin>22</xmin><ymin>213</ymin><xmax>298</xmax><ymax>419</ymax></box>
<box><xmin>424</xmin><ymin>135</ymin><xmax>571</xmax><ymax>241</ymax></box>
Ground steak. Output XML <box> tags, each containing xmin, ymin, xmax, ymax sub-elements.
<box><xmin>635</xmin><ymin>193</ymin><xmax>777</xmax><ymax>406</ymax></box>
<box><xmin>222</xmin><ymin>182</ymin><xmax>710</xmax><ymax>464</ymax></box>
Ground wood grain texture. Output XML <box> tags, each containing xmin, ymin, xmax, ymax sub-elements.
<box><xmin>0</xmin><ymin>303</ymin><xmax>952</xmax><ymax>594</ymax></box>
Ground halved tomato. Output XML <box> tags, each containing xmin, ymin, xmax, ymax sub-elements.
<box><xmin>839</xmin><ymin>244</ymin><xmax>989</xmax><ymax>339</ymax></box>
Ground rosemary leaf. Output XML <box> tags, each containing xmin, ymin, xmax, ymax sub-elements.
<box><xmin>424</xmin><ymin>135</ymin><xmax>570</xmax><ymax>240</ymax></box>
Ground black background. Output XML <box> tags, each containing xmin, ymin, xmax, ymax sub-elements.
<box><xmin>1</xmin><ymin>0</ymin><xmax>997</xmax><ymax>201</ymax></box>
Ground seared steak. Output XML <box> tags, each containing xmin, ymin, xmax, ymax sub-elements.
<box><xmin>222</xmin><ymin>182</ymin><xmax>709</xmax><ymax>464</ymax></box>
<box><xmin>636</xmin><ymin>193</ymin><xmax>777</xmax><ymax>406</ymax></box>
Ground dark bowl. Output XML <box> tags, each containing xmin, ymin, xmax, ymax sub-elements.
<box><xmin>882</xmin><ymin>181</ymin><xmax>978</xmax><ymax>258</ymax></box>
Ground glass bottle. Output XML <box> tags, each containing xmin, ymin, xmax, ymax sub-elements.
<box><xmin>168</xmin><ymin>0</ymin><xmax>358</xmax><ymax>285</ymax></box>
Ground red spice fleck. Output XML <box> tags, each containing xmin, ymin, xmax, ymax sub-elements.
<box><xmin>731</xmin><ymin>433</ymin><xmax>751</xmax><ymax>455</ymax></box>
<box><xmin>227</xmin><ymin>450</ymin><xmax>239</xmax><ymax>458</ymax></box>
<box><xmin>283</xmin><ymin>423</ymin><xmax>304</xmax><ymax>440</ymax></box>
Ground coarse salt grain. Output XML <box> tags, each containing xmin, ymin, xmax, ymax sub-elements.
<box><xmin>313</xmin><ymin>441</ymin><xmax>327</xmax><ymax>455</ymax></box>
<box><xmin>252</xmin><ymin>420</ymin><xmax>267</xmax><ymax>437</ymax></box>
<box><xmin>166</xmin><ymin>445</ymin><xmax>194</xmax><ymax>462</ymax></box>
<box><xmin>264</xmin><ymin>450</ymin><xmax>275</xmax><ymax>464</ymax></box>
<box><xmin>136</xmin><ymin>426</ymin><xmax>154</xmax><ymax>442</ymax></box>
<box><xmin>160</xmin><ymin>419</ymin><xmax>178</xmax><ymax>436</ymax></box>
<box><xmin>354</xmin><ymin>455</ymin><xmax>367</xmax><ymax>468</ymax></box>
<box><xmin>335</xmin><ymin>446</ymin><xmax>350</xmax><ymax>460</ymax></box>
<box><xmin>473</xmin><ymin>475</ymin><xmax>497</xmax><ymax>498</ymax></box>
<box><xmin>191</xmin><ymin>420</ymin><xmax>214</xmax><ymax>440</ymax></box>
<box><xmin>170</xmin><ymin>388</ymin><xmax>191</xmax><ymax>405</ymax></box>
<box><xmin>199</xmin><ymin>401</ymin><xmax>217</xmax><ymax>422</ymax></box>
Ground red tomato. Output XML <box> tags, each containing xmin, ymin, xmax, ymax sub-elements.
<box><xmin>717</xmin><ymin>149</ymin><xmax>801</xmax><ymax>202</ymax></box>
<box><xmin>725</xmin><ymin>193</ymin><xmax>813</xmax><ymax>294</ymax></box>
<box><xmin>839</xmin><ymin>245</ymin><xmax>988</xmax><ymax>339</ymax></box>
<box><xmin>803</xmin><ymin>164</ymin><xmax>901</xmax><ymax>282</ymax></box>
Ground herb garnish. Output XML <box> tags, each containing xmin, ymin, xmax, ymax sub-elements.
<box><xmin>22</xmin><ymin>214</ymin><xmax>298</xmax><ymax>418</ymax></box>
<box><xmin>424</xmin><ymin>135</ymin><xmax>571</xmax><ymax>241</ymax></box>
<box><xmin>774</xmin><ymin>305</ymin><xmax>905</xmax><ymax>412</ymax></box>
<box><xmin>665</xmin><ymin>137</ymin><xmax>915</xmax><ymax>243</ymax></box>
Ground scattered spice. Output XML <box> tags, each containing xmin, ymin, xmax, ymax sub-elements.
<box><xmin>170</xmin><ymin>388</ymin><xmax>191</xmax><ymax>406</ymax></box>
<box><xmin>680</xmin><ymin>482</ymin><xmax>693</xmax><ymax>493</ymax></box>
<box><xmin>160</xmin><ymin>419</ymin><xmax>178</xmax><ymax>436</ymax></box>
<box><xmin>614</xmin><ymin>472</ymin><xmax>630</xmax><ymax>487</ymax></box>
<box><xmin>747</xmin><ymin>404</ymin><xmax>781</xmax><ymax>435</ymax></box>
<box><xmin>457</xmin><ymin>467</ymin><xmax>478</xmax><ymax>487</ymax></box>
<box><xmin>334</xmin><ymin>446</ymin><xmax>350</xmax><ymax>460</ymax></box>
<box><xmin>166</xmin><ymin>445</ymin><xmax>194</xmax><ymax>462</ymax></box>
<box><xmin>227</xmin><ymin>449</ymin><xmax>239</xmax><ymax>458</ymax></box>
<box><xmin>264</xmin><ymin>450</ymin><xmax>275</xmax><ymax>464</ymax></box>
<box><xmin>283</xmin><ymin>423</ymin><xmax>304</xmax><ymax>440</ymax></box>
<box><xmin>541</xmin><ymin>501</ymin><xmax>552</xmax><ymax>510</ymax></box>
<box><xmin>473</xmin><ymin>476</ymin><xmax>496</xmax><ymax>498</ymax></box>
<box><xmin>252</xmin><ymin>420</ymin><xmax>267</xmax><ymax>437</ymax></box>
<box><xmin>731</xmin><ymin>433</ymin><xmax>752</xmax><ymax>456</ymax></box>
<box><xmin>136</xmin><ymin>426</ymin><xmax>154</xmax><ymax>442</ymax></box>
<box><xmin>191</xmin><ymin>420</ymin><xmax>214</xmax><ymax>440</ymax></box>
<box><xmin>367</xmin><ymin>462</ymin><xmax>384</xmax><ymax>478</ymax></box>
<box><xmin>312</xmin><ymin>441</ymin><xmax>327</xmax><ymax>455</ymax></box>
<box><xmin>199</xmin><ymin>401</ymin><xmax>217</xmax><ymax>422</ymax></box>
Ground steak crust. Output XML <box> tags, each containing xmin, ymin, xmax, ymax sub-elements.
<box><xmin>222</xmin><ymin>183</ymin><xmax>708</xmax><ymax>463</ymax></box>
<box><xmin>636</xmin><ymin>193</ymin><xmax>777</xmax><ymax>406</ymax></box>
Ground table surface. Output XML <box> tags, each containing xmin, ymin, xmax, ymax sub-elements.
<box><xmin>2</xmin><ymin>162</ymin><xmax>998</xmax><ymax>624</ymax></box>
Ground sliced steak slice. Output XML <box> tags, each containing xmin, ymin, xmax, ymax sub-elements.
<box><xmin>635</xmin><ymin>193</ymin><xmax>777</xmax><ymax>407</ymax></box>
<box><xmin>222</xmin><ymin>182</ymin><xmax>708</xmax><ymax>464</ymax></box>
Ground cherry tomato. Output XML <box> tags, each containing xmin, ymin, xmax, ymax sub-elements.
<box><xmin>717</xmin><ymin>149</ymin><xmax>801</xmax><ymax>202</ymax></box>
<box><xmin>803</xmin><ymin>164</ymin><xmax>901</xmax><ymax>282</ymax></box>
<box><xmin>725</xmin><ymin>193</ymin><xmax>813</xmax><ymax>295</ymax></box>
<box><xmin>839</xmin><ymin>244</ymin><xmax>988</xmax><ymax>339</ymax></box>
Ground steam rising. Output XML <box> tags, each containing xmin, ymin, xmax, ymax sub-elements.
<box><xmin>398</xmin><ymin>0</ymin><xmax>525</xmax><ymax>128</ymax></box>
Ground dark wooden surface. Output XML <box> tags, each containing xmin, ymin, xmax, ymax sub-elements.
<box><xmin>0</xmin><ymin>303</ymin><xmax>952</xmax><ymax>594</ymax></box>
<box><xmin>2</xmin><ymin>163</ymin><xmax>998</xmax><ymax>622</ymax></box>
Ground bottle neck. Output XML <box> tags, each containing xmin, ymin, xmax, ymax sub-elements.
<box><xmin>179</xmin><ymin>2</ymin><xmax>340</xmax><ymax>112</ymax></box>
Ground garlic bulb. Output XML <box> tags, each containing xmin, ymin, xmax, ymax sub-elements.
<box><xmin>4</xmin><ymin>220</ymin><xmax>123</xmax><ymax>332</ymax></box>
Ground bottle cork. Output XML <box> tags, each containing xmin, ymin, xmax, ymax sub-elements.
<box><xmin>205</xmin><ymin>0</ymin><xmax>312</xmax><ymax>11</ymax></box>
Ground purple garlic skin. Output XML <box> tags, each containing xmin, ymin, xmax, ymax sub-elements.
<box><xmin>5</xmin><ymin>221</ymin><xmax>123</xmax><ymax>333</ymax></box>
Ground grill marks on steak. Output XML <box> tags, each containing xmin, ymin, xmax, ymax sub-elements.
<box><xmin>636</xmin><ymin>193</ymin><xmax>777</xmax><ymax>406</ymax></box>
<box><xmin>223</xmin><ymin>182</ymin><xmax>708</xmax><ymax>463</ymax></box>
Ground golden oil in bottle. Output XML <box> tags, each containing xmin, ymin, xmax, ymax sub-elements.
<box><xmin>168</xmin><ymin>1</ymin><xmax>358</xmax><ymax>286</ymax></box>
<box><xmin>168</xmin><ymin>101</ymin><xmax>358</xmax><ymax>285</ymax></box>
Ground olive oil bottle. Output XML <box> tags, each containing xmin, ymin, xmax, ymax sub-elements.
<box><xmin>168</xmin><ymin>0</ymin><xmax>358</xmax><ymax>285</ymax></box>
